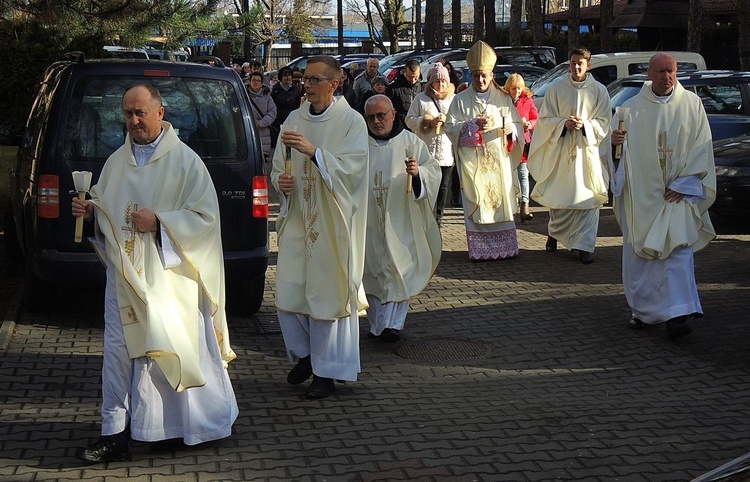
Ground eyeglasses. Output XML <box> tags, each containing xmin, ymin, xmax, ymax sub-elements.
<box><xmin>365</xmin><ymin>110</ymin><xmax>393</xmax><ymax>122</ymax></box>
<box><xmin>302</xmin><ymin>76</ymin><xmax>331</xmax><ymax>86</ymax></box>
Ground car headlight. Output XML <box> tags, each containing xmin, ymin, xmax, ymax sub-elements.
<box><xmin>715</xmin><ymin>165</ymin><xmax>750</xmax><ymax>177</ymax></box>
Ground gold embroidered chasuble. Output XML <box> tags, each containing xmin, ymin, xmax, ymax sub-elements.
<box><xmin>270</xmin><ymin>98</ymin><xmax>370</xmax><ymax>320</ymax></box>
<box><xmin>445</xmin><ymin>85</ymin><xmax>524</xmax><ymax>224</ymax></box>
<box><xmin>613</xmin><ymin>81</ymin><xmax>716</xmax><ymax>260</ymax></box>
<box><xmin>528</xmin><ymin>74</ymin><xmax>611</xmax><ymax>209</ymax></box>
<box><xmin>363</xmin><ymin>131</ymin><xmax>442</xmax><ymax>303</ymax></box>
<box><xmin>90</xmin><ymin>122</ymin><xmax>233</xmax><ymax>392</ymax></box>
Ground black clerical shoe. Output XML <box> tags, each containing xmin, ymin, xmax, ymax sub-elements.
<box><xmin>149</xmin><ymin>438</ymin><xmax>187</xmax><ymax>453</ymax></box>
<box><xmin>666</xmin><ymin>316</ymin><xmax>692</xmax><ymax>340</ymax></box>
<box><xmin>368</xmin><ymin>328</ymin><xmax>401</xmax><ymax>342</ymax></box>
<box><xmin>629</xmin><ymin>316</ymin><xmax>646</xmax><ymax>330</ymax></box>
<box><xmin>306</xmin><ymin>375</ymin><xmax>336</xmax><ymax>399</ymax></box>
<box><xmin>579</xmin><ymin>250</ymin><xmax>594</xmax><ymax>264</ymax></box>
<box><xmin>545</xmin><ymin>236</ymin><xmax>558</xmax><ymax>252</ymax></box>
<box><xmin>287</xmin><ymin>355</ymin><xmax>313</xmax><ymax>385</ymax></box>
<box><xmin>75</xmin><ymin>436</ymin><xmax>131</xmax><ymax>463</ymax></box>
<box><xmin>379</xmin><ymin>328</ymin><xmax>401</xmax><ymax>343</ymax></box>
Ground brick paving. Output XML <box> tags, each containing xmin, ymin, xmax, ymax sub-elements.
<box><xmin>1</xmin><ymin>203</ymin><xmax>750</xmax><ymax>481</ymax></box>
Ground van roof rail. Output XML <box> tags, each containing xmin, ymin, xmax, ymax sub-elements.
<box><xmin>62</xmin><ymin>51</ymin><xmax>85</xmax><ymax>63</ymax></box>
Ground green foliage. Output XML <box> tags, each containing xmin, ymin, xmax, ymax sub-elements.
<box><xmin>0</xmin><ymin>1</ymin><xmax>220</xmax><ymax>140</ymax></box>
<box><xmin>283</xmin><ymin>0</ymin><xmax>316</xmax><ymax>43</ymax></box>
<box><xmin>0</xmin><ymin>18</ymin><xmax>68</xmax><ymax>137</ymax></box>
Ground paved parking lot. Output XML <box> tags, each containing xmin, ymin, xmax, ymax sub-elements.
<box><xmin>1</xmin><ymin>204</ymin><xmax>749</xmax><ymax>481</ymax></box>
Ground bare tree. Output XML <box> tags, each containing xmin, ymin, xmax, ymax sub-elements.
<box><xmin>473</xmin><ymin>0</ymin><xmax>484</xmax><ymax>41</ymax></box>
<box><xmin>686</xmin><ymin>0</ymin><xmax>703</xmax><ymax>52</ymax></box>
<box><xmin>739</xmin><ymin>0</ymin><xmax>750</xmax><ymax>69</ymax></box>
<box><xmin>424</xmin><ymin>0</ymin><xmax>445</xmax><ymax>48</ymax></box>
<box><xmin>451</xmin><ymin>0</ymin><xmax>462</xmax><ymax>47</ymax></box>
<box><xmin>527</xmin><ymin>0</ymin><xmax>544</xmax><ymax>46</ymax></box>
<box><xmin>567</xmin><ymin>0</ymin><xmax>580</xmax><ymax>52</ymax></box>
<box><xmin>600</xmin><ymin>0</ymin><xmax>613</xmax><ymax>52</ymax></box>
<box><xmin>415</xmin><ymin>0</ymin><xmax>422</xmax><ymax>48</ymax></box>
<box><xmin>229</xmin><ymin>0</ymin><xmax>326</xmax><ymax>65</ymax></box>
<box><xmin>510</xmin><ymin>0</ymin><xmax>523</xmax><ymax>45</ymax></box>
<box><xmin>485</xmin><ymin>0</ymin><xmax>497</xmax><ymax>44</ymax></box>
<box><xmin>347</xmin><ymin>0</ymin><xmax>408</xmax><ymax>54</ymax></box>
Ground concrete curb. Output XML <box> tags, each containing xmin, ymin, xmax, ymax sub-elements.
<box><xmin>0</xmin><ymin>283</ymin><xmax>23</xmax><ymax>351</ymax></box>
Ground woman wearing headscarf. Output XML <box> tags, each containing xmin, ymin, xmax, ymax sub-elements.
<box><xmin>406</xmin><ymin>63</ymin><xmax>456</xmax><ymax>226</ymax></box>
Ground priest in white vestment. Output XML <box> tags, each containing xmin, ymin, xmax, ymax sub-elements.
<box><xmin>72</xmin><ymin>84</ymin><xmax>238</xmax><ymax>463</ymax></box>
<box><xmin>363</xmin><ymin>95</ymin><xmax>442</xmax><ymax>342</ymax></box>
<box><xmin>270</xmin><ymin>56</ymin><xmax>369</xmax><ymax>399</ymax></box>
<box><xmin>607</xmin><ymin>53</ymin><xmax>716</xmax><ymax>339</ymax></box>
<box><xmin>527</xmin><ymin>48</ymin><xmax>611</xmax><ymax>264</ymax></box>
<box><xmin>445</xmin><ymin>41</ymin><xmax>524</xmax><ymax>261</ymax></box>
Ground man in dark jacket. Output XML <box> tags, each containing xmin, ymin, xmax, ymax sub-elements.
<box><xmin>386</xmin><ymin>59</ymin><xmax>422</xmax><ymax>129</ymax></box>
<box><xmin>271</xmin><ymin>67</ymin><xmax>304</xmax><ymax>147</ymax></box>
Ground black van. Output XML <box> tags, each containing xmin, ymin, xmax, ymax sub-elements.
<box><xmin>4</xmin><ymin>55</ymin><xmax>269</xmax><ymax>315</ymax></box>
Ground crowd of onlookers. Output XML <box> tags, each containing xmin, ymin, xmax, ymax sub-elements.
<box><xmin>229</xmin><ymin>55</ymin><xmax>477</xmax><ymax>208</ymax></box>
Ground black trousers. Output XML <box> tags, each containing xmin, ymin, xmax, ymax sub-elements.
<box><xmin>436</xmin><ymin>165</ymin><xmax>454</xmax><ymax>219</ymax></box>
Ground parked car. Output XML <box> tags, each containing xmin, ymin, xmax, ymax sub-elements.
<box><xmin>460</xmin><ymin>64</ymin><xmax>549</xmax><ymax>88</ymax></box>
<box><xmin>379</xmin><ymin>48</ymin><xmax>454</xmax><ymax>77</ymax></box>
<box><xmin>419</xmin><ymin>45</ymin><xmax>556</xmax><ymax>82</ymax></box>
<box><xmin>608</xmin><ymin>70</ymin><xmax>750</xmax><ymax>141</ymax></box>
<box><xmin>493</xmin><ymin>46</ymin><xmax>557</xmax><ymax>69</ymax></box>
<box><xmin>336</xmin><ymin>53</ymin><xmax>384</xmax><ymax>65</ymax></box>
<box><xmin>188</xmin><ymin>55</ymin><xmax>227</xmax><ymax>68</ymax></box>
<box><xmin>530</xmin><ymin>51</ymin><xmax>707</xmax><ymax>108</ymax></box>
<box><xmin>282</xmin><ymin>55</ymin><xmax>316</xmax><ymax>73</ymax></box>
<box><xmin>709</xmin><ymin>133</ymin><xmax>750</xmax><ymax>218</ymax></box>
<box><xmin>3</xmin><ymin>55</ymin><xmax>270</xmax><ymax>315</ymax></box>
<box><xmin>102</xmin><ymin>46</ymin><xmax>150</xmax><ymax>59</ymax></box>
<box><xmin>380</xmin><ymin>48</ymin><xmax>457</xmax><ymax>82</ymax></box>
<box><xmin>280</xmin><ymin>53</ymin><xmax>383</xmax><ymax>75</ymax></box>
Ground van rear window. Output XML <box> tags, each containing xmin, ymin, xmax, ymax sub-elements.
<box><xmin>64</xmin><ymin>76</ymin><xmax>247</xmax><ymax>163</ymax></box>
<box><xmin>628</xmin><ymin>62</ymin><xmax>700</xmax><ymax>75</ymax></box>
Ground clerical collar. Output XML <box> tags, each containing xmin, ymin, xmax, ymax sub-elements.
<box><xmin>132</xmin><ymin>128</ymin><xmax>165</xmax><ymax>167</ymax></box>
<box><xmin>309</xmin><ymin>97</ymin><xmax>337</xmax><ymax>116</ymax></box>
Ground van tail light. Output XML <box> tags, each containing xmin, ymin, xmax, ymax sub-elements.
<box><xmin>387</xmin><ymin>69</ymin><xmax>399</xmax><ymax>82</ymax></box>
<box><xmin>38</xmin><ymin>174</ymin><xmax>60</xmax><ymax>218</ymax></box>
<box><xmin>252</xmin><ymin>175</ymin><xmax>269</xmax><ymax>219</ymax></box>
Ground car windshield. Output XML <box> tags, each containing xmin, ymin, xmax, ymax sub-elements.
<box><xmin>530</xmin><ymin>63</ymin><xmax>570</xmax><ymax>98</ymax></box>
<box><xmin>609</xmin><ymin>83</ymin><xmax>643</xmax><ymax>112</ymax></box>
<box><xmin>461</xmin><ymin>67</ymin><xmax>546</xmax><ymax>86</ymax></box>
<box><xmin>64</xmin><ymin>76</ymin><xmax>247</xmax><ymax>163</ymax></box>
<box><xmin>379</xmin><ymin>51</ymin><xmax>413</xmax><ymax>73</ymax></box>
